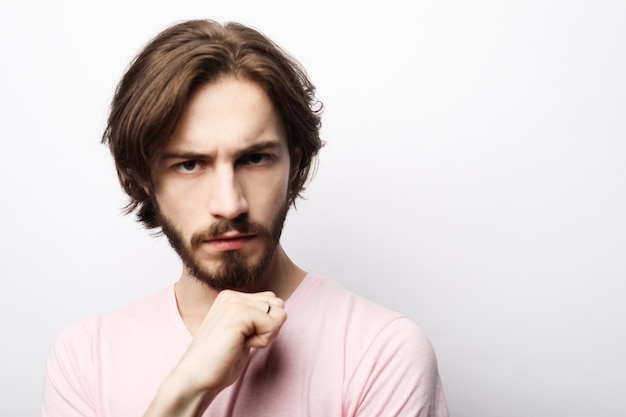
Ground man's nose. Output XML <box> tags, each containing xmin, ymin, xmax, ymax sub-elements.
<box><xmin>208</xmin><ymin>166</ymin><xmax>249</xmax><ymax>220</ymax></box>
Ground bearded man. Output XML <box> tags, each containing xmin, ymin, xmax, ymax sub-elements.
<box><xmin>42</xmin><ymin>20</ymin><xmax>448</xmax><ymax>417</ymax></box>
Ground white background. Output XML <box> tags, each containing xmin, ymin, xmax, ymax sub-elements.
<box><xmin>1</xmin><ymin>1</ymin><xmax>625</xmax><ymax>416</ymax></box>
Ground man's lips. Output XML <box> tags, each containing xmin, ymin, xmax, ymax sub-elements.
<box><xmin>203</xmin><ymin>233</ymin><xmax>255</xmax><ymax>251</ymax></box>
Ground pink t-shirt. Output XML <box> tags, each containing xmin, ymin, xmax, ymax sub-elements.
<box><xmin>42</xmin><ymin>275</ymin><xmax>448</xmax><ymax>416</ymax></box>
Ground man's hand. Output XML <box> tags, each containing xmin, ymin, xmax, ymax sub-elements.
<box><xmin>144</xmin><ymin>290</ymin><xmax>287</xmax><ymax>416</ymax></box>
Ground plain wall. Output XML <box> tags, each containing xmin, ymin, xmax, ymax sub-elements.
<box><xmin>1</xmin><ymin>0</ymin><xmax>625</xmax><ymax>416</ymax></box>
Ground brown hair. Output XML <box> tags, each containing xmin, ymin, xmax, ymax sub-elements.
<box><xmin>102</xmin><ymin>19</ymin><xmax>323</xmax><ymax>229</ymax></box>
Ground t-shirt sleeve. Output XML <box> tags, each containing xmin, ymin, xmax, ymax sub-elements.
<box><xmin>41</xmin><ymin>322</ymin><xmax>97</xmax><ymax>417</ymax></box>
<box><xmin>344</xmin><ymin>317</ymin><xmax>449</xmax><ymax>417</ymax></box>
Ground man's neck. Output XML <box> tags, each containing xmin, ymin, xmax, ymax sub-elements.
<box><xmin>174</xmin><ymin>244</ymin><xmax>306</xmax><ymax>335</ymax></box>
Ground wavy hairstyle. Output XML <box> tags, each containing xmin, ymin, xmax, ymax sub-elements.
<box><xmin>102</xmin><ymin>20</ymin><xmax>323</xmax><ymax>229</ymax></box>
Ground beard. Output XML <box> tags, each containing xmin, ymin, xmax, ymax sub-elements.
<box><xmin>157</xmin><ymin>200</ymin><xmax>289</xmax><ymax>292</ymax></box>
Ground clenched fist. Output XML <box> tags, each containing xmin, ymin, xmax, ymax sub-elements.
<box><xmin>144</xmin><ymin>290</ymin><xmax>287</xmax><ymax>417</ymax></box>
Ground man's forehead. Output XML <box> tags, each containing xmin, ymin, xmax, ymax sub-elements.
<box><xmin>158</xmin><ymin>77</ymin><xmax>287</xmax><ymax>156</ymax></box>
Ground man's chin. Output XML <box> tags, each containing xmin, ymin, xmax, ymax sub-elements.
<box><xmin>185</xmin><ymin>258</ymin><xmax>261</xmax><ymax>292</ymax></box>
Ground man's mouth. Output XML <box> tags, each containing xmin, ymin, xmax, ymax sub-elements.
<box><xmin>204</xmin><ymin>233</ymin><xmax>255</xmax><ymax>251</ymax></box>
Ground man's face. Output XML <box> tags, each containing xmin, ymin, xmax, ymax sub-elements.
<box><xmin>151</xmin><ymin>76</ymin><xmax>294</xmax><ymax>291</ymax></box>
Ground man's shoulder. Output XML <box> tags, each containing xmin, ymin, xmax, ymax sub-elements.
<box><xmin>294</xmin><ymin>274</ymin><xmax>425</xmax><ymax>343</ymax></box>
<box><xmin>43</xmin><ymin>286</ymin><xmax>188</xmax><ymax>416</ymax></box>
<box><xmin>287</xmin><ymin>275</ymin><xmax>440</xmax><ymax>392</ymax></box>
<box><xmin>299</xmin><ymin>274</ymin><xmax>407</xmax><ymax>320</ymax></box>
<box><xmin>52</xmin><ymin>286</ymin><xmax>174</xmax><ymax>348</ymax></box>
<box><xmin>106</xmin><ymin>285</ymin><xmax>174</xmax><ymax>322</ymax></box>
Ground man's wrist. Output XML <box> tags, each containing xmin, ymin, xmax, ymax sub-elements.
<box><xmin>144</xmin><ymin>372</ymin><xmax>218</xmax><ymax>417</ymax></box>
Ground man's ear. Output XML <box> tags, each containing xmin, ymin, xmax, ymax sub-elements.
<box><xmin>290</xmin><ymin>148</ymin><xmax>302</xmax><ymax>182</ymax></box>
<box><xmin>141</xmin><ymin>178</ymin><xmax>155</xmax><ymax>197</ymax></box>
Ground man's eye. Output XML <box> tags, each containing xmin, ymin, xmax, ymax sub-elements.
<box><xmin>244</xmin><ymin>154</ymin><xmax>271</xmax><ymax>166</ymax></box>
<box><xmin>177</xmin><ymin>161</ymin><xmax>200</xmax><ymax>173</ymax></box>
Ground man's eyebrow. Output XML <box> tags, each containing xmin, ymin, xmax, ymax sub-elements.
<box><xmin>160</xmin><ymin>151</ymin><xmax>210</xmax><ymax>161</ymax></box>
<box><xmin>160</xmin><ymin>140</ymin><xmax>284</xmax><ymax>161</ymax></box>
<box><xmin>238</xmin><ymin>140</ymin><xmax>283</xmax><ymax>155</ymax></box>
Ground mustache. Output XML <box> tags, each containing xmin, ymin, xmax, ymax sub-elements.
<box><xmin>190</xmin><ymin>216</ymin><xmax>266</xmax><ymax>248</ymax></box>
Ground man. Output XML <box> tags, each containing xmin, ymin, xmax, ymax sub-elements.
<box><xmin>42</xmin><ymin>20</ymin><xmax>448</xmax><ymax>416</ymax></box>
